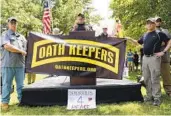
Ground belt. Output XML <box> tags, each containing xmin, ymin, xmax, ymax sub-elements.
<box><xmin>144</xmin><ymin>54</ymin><xmax>154</xmax><ymax>57</ymax></box>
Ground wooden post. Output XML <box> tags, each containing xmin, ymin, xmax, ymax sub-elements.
<box><xmin>70</xmin><ymin>77</ymin><xmax>96</xmax><ymax>86</ymax></box>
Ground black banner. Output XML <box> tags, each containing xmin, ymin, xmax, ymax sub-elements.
<box><xmin>26</xmin><ymin>32</ymin><xmax>126</xmax><ymax>79</ymax></box>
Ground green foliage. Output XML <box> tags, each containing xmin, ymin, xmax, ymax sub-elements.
<box><xmin>1</xmin><ymin>0</ymin><xmax>101</xmax><ymax>35</ymax></box>
<box><xmin>83</xmin><ymin>6</ymin><xmax>103</xmax><ymax>25</ymax></box>
<box><xmin>52</xmin><ymin>0</ymin><xmax>101</xmax><ymax>34</ymax></box>
<box><xmin>1</xmin><ymin>0</ymin><xmax>42</xmax><ymax>36</ymax></box>
<box><xmin>52</xmin><ymin>0</ymin><xmax>87</xmax><ymax>34</ymax></box>
<box><xmin>110</xmin><ymin>0</ymin><xmax>171</xmax><ymax>39</ymax></box>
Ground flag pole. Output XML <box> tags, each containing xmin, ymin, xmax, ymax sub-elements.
<box><xmin>51</xmin><ymin>8</ymin><xmax>53</xmax><ymax>33</ymax></box>
<box><xmin>49</xmin><ymin>0</ymin><xmax>55</xmax><ymax>34</ymax></box>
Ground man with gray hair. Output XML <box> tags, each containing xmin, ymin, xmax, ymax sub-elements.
<box><xmin>155</xmin><ymin>17</ymin><xmax>171</xmax><ymax>97</ymax></box>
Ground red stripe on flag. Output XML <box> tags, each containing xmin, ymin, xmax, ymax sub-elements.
<box><xmin>42</xmin><ymin>7</ymin><xmax>51</xmax><ymax>34</ymax></box>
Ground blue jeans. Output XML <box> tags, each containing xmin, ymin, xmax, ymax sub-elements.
<box><xmin>1</xmin><ymin>67</ymin><xmax>25</xmax><ymax>103</ymax></box>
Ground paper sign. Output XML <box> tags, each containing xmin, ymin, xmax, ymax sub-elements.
<box><xmin>67</xmin><ymin>89</ymin><xmax>96</xmax><ymax>110</ymax></box>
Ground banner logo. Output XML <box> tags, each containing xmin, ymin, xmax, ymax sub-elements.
<box><xmin>32</xmin><ymin>39</ymin><xmax>120</xmax><ymax>74</ymax></box>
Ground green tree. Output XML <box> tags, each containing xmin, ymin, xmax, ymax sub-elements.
<box><xmin>110</xmin><ymin>0</ymin><xmax>171</xmax><ymax>39</ymax></box>
<box><xmin>1</xmin><ymin>0</ymin><xmax>101</xmax><ymax>35</ymax></box>
<box><xmin>1</xmin><ymin>0</ymin><xmax>43</xmax><ymax>36</ymax></box>
<box><xmin>52</xmin><ymin>0</ymin><xmax>101</xmax><ymax>34</ymax></box>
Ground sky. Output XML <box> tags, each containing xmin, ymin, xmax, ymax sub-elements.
<box><xmin>92</xmin><ymin>0</ymin><xmax>112</xmax><ymax>19</ymax></box>
<box><xmin>91</xmin><ymin>0</ymin><xmax>115</xmax><ymax>36</ymax></box>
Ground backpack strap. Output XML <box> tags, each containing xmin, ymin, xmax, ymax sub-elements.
<box><xmin>155</xmin><ymin>30</ymin><xmax>161</xmax><ymax>41</ymax></box>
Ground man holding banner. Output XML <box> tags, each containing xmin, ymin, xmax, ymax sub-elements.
<box><xmin>1</xmin><ymin>17</ymin><xmax>27</xmax><ymax>111</ymax></box>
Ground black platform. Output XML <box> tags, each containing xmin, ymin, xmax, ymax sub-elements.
<box><xmin>20</xmin><ymin>77</ymin><xmax>143</xmax><ymax>106</ymax></box>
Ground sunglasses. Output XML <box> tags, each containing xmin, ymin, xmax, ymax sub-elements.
<box><xmin>10</xmin><ymin>21</ymin><xmax>17</xmax><ymax>25</ymax></box>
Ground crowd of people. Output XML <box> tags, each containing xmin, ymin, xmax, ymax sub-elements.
<box><xmin>126</xmin><ymin>49</ymin><xmax>139</xmax><ymax>72</ymax></box>
<box><xmin>1</xmin><ymin>13</ymin><xmax>171</xmax><ymax>111</ymax></box>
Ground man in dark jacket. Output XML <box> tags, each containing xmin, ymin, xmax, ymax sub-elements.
<box><xmin>72</xmin><ymin>13</ymin><xmax>92</xmax><ymax>31</ymax></box>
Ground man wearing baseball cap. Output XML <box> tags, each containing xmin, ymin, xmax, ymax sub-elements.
<box><xmin>138</xmin><ymin>18</ymin><xmax>171</xmax><ymax>106</ymax></box>
<box><xmin>155</xmin><ymin>17</ymin><xmax>171</xmax><ymax>97</ymax></box>
<box><xmin>1</xmin><ymin>17</ymin><xmax>27</xmax><ymax>110</ymax></box>
<box><xmin>98</xmin><ymin>25</ymin><xmax>109</xmax><ymax>39</ymax></box>
<box><xmin>72</xmin><ymin>13</ymin><xmax>92</xmax><ymax>31</ymax></box>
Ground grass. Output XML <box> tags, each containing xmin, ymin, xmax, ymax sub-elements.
<box><xmin>1</xmin><ymin>72</ymin><xmax>171</xmax><ymax>115</ymax></box>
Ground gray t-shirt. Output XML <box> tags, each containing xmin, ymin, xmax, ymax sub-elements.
<box><xmin>156</xmin><ymin>28</ymin><xmax>171</xmax><ymax>63</ymax></box>
<box><xmin>156</xmin><ymin>28</ymin><xmax>171</xmax><ymax>39</ymax></box>
<box><xmin>1</xmin><ymin>29</ymin><xmax>27</xmax><ymax>67</ymax></box>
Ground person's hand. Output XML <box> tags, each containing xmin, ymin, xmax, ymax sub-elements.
<box><xmin>155</xmin><ymin>52</ymin><xmax>164</xmax><ymax>57</ymax></box>
<box><xmin>21</xmin><ymin>51</ymin><xmax>27</xmax><ymax>56</ymax></box>
<box><xmin>73</xmin><ymin>24</ymin><xmax>78</xmax><ymax>29</ymax></box>
<box><xmin>72</xmin><ymin>23</ymin><xmax>78</xmax><ymax>31</ymax></box>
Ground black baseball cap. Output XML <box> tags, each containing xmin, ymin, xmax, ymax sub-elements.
<box><xmin>8</xmin><ymin>17</ymin><xmax>17</xmax><ymax>22</ymax></box>
<box><xmin>155</xmin><ymin>17</ymin><xmax>162</xmax><ymax>22</ymax></box>
<box><xmin>77</xmin><ymin>13</ymin><xmax>85</xmax><ymax>18</ymax></box>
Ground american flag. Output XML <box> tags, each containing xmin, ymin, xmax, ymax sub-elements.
<box><xmin>42</xmin><ymin>0</ymin><xmax>51</xmax><ymax>34</ymax></box>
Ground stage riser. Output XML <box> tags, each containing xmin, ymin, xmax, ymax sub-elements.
<box><xmin>21</xmin><ymin>85</ymin><xmax>143</xmax><ymax>106</ymax></box>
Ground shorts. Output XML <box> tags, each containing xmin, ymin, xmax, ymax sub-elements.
<box><xmin>128</xmin><ymin>61</ymin><xmax>133</xmax><ymax>67</ymax></box>
<box><xmin>134</xmin><ymin>62</ymin><xmax>139</xmax><ymax>66</ymax></box>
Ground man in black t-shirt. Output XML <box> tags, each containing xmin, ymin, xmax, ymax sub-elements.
<box><xmin>138</xmin><ymin>18</ymin><xmax>171</xmax><ymax>106</ymax></box>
